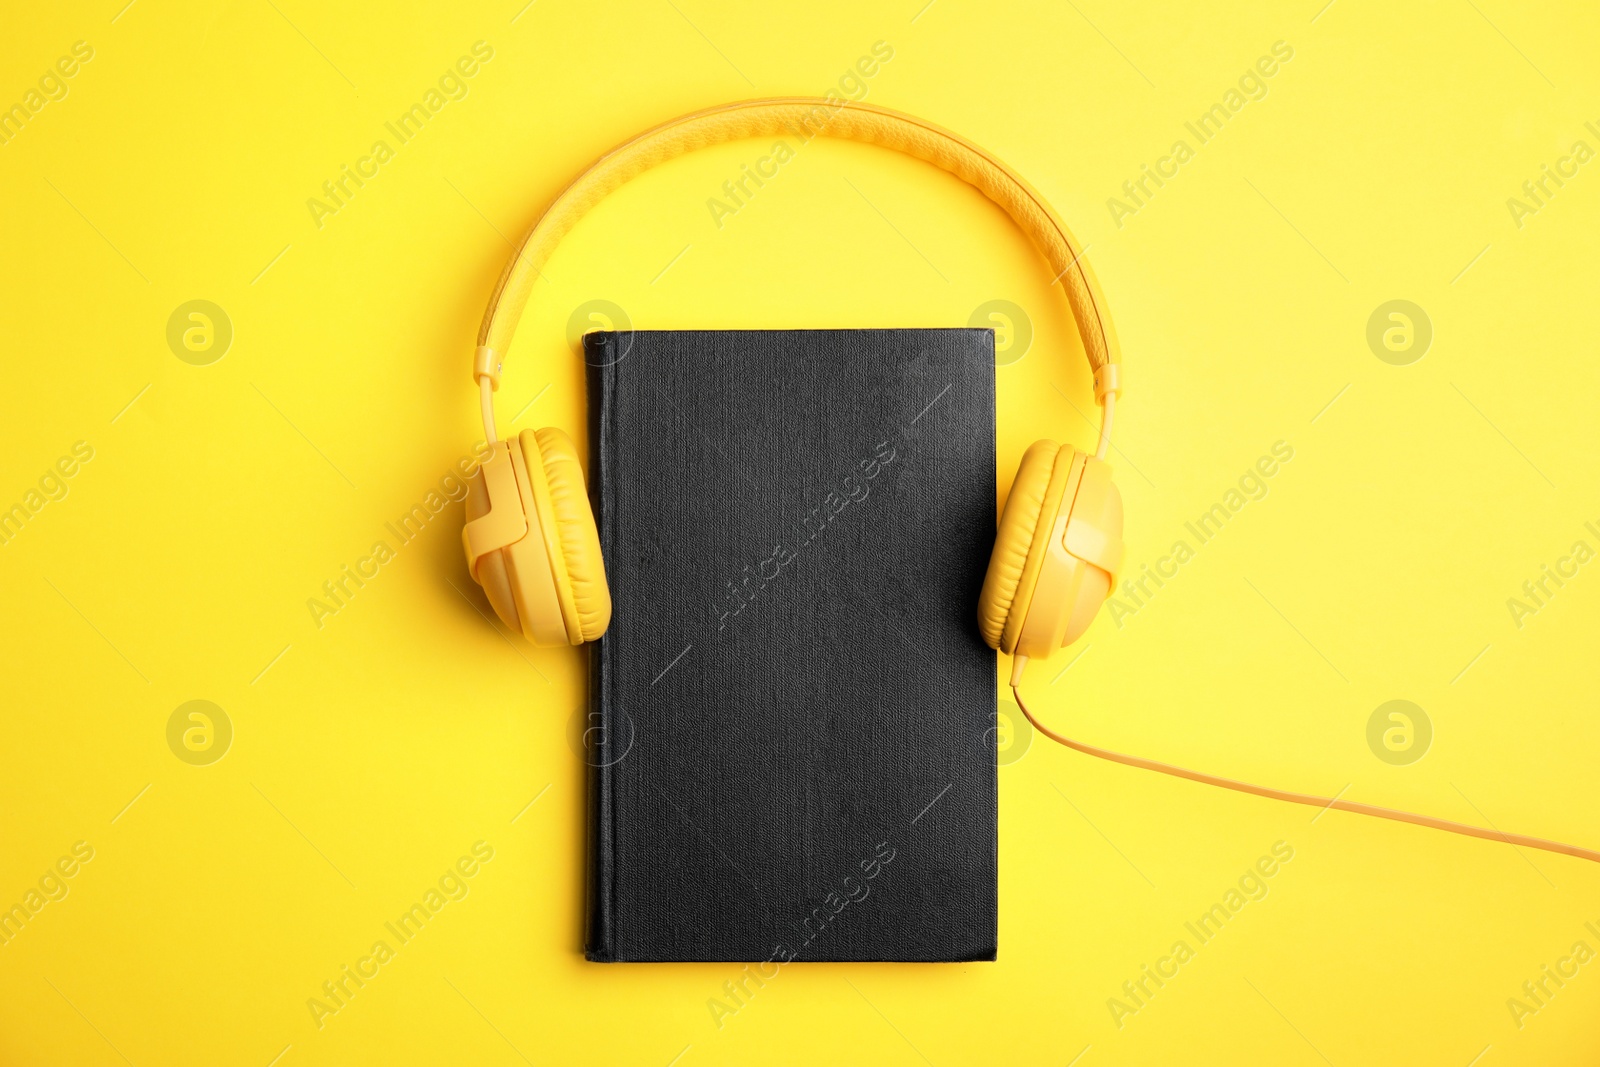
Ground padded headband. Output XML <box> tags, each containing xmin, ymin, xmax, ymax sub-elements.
<box><xmin>472</xmin><ymin>97</ymin><xmax>1121</xmax><ymax>453</ymax></box>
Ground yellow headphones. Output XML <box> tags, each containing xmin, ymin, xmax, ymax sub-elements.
<box><xmin>461</xmin><ymin>97</ymin><xmax>1124</xmax><ymax>683</ymax></box>
<box><xmin>456</xmin><ymin>97</ymin><xmax>1600</xmax><ymax>868</ymax></box>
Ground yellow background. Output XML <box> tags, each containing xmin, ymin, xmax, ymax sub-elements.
<box><xmin>2</xmin><ymin>0</ymin><xmax>1597</xmax><ymax>1063</ymax></box>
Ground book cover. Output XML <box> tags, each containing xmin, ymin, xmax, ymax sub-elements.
<box><xmin>584</xmin><ymin>328</ymin><xmax>997</xmax><ymax>963</ymax></box>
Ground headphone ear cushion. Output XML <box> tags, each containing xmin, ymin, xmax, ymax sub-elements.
<box><xmin>528</xmin><ymin>427</ymin><xmax>612</xmax><ymax>643</ymax></box>
<box><xmin>977</xmin><ymin>441</ymin><xmax>1062</xmax><ymax>651</ymax></box>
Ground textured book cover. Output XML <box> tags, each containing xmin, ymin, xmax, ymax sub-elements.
<box><xmin>583</xmin><ymin>328</ymin><xmax>997</xmax><ymax>963</ymax></box>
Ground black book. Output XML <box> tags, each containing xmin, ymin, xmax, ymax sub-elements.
<box><xmin>583</xmin><ymin>328</ymin><xmax>997</xmax><ymax>963</ymax></box>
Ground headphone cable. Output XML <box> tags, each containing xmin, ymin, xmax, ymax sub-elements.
<box><xmin>1011</xmin><ymin>685</ymin><xmax>1600</xmax><ymax>865</ymax></box>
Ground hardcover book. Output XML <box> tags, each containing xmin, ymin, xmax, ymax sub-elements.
<box><xmin>583</xmin><ymin>328</ymin><xmax>997</xmax><ymax>963</ymax></box>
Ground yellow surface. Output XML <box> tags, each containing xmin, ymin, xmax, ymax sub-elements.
<box><xmin>2</xmin><ymin>1</ymin><xmax>1597</xmax><ymax>1064</ymax></box>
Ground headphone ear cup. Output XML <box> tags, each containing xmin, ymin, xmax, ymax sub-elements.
<box><xmin>977</xmin><ymin>441</ymin><xmax>1068</xmax><ymax>652</ymax></box>
<box><xmin>462</xmin><ymin>449</ymin><xmax>523</xmax><ymax>633</ymax></box>
<box><xmin>523</xmin><ymin>427</ymin><xmax>611</xmax><ymax>643</ymax></box>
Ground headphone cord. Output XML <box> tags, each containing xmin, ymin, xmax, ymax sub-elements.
<box><xmin>1011</xmin><ymin>685</ymin><xmax>1600</xmax><ymax>866</ymax></box>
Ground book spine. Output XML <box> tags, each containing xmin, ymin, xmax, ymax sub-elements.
<box><xmin>584</xmin><ymin>332</ymin><xmax>619</xmax><ymax>962</ymax></box>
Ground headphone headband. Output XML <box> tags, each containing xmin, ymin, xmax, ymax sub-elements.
<box><xmin>473</xmin><ymin>97</ymin><xmax>1121</xmax><ymax>455</ymax></box>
